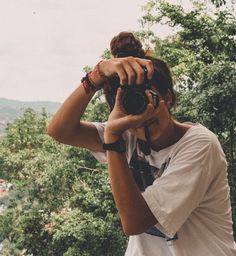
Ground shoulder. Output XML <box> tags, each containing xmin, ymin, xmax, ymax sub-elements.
<box><xmin>195</xmin><ymin>124</ymin><xmax>224</xmax><ymax>151</ymax></box>
<box><xmin>178</xmin><ymin>123</ymin><xmax>223</xmax><ymax>150</ymax></box>
<box><xmin>172</xmin><ymin>123</ymin><xmax>226</xmax><ymax>166</ymax></box>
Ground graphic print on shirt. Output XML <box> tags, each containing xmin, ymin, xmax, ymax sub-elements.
<box><xmin>153</xmin><ymin>157</ymin><xmax>171</xmax><ymax>179</ymax></box>
<box><xmin>129</xmin><ymin>148</ymin><xmax>171</xmax><ymax>191</ymax></box>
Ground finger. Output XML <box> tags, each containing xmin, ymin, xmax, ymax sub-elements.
<box><xmin>141</xmin><ymin>103</ymin><xmax>155</xmax><ymax>120</ymax></box>
<box><xmin>152</xmin><ymin>99</ymin><xmax>165</xmax><ymax>117</ymax></box>
<box><xmin>115</xmin><ymin>63</ymin><xmax>128</xmax><ymax>85</ymax></box>
<box><xmin>114</xmin><ymin>87</ymin><xmax>123</xmax><ymax>108</ymax></box>
<box><xmin>111</xmin><ymin>101</ymin><xmax>155</xmax><ymax>131</ymax></box>
<box><xmin>136</xmin><ymin>58</ymin><xmax>154</xmax><ymax>80</ymax></box>
<box><xmin>145</xmin><ymin>90</ymin><xmax>154</xmax><ymax>106</ymax></box>
<box><xmin>130</xmin><ymin>62</ymin><xmax>145</xmax><ymax>85</ymax></box>
<box><xmin>114</xmin><ymin>88</ymin><xmax>127</xmax><ymax>113</ymax></box>
<box><xmin>129</xmin><ymin>103</ymin><xmax>155</xmax><ymax>127</ymax></box>
<box><xmin>122</xmin><ymin>62</ymin><xmax>136</xmax><ymax>85</ymax></box>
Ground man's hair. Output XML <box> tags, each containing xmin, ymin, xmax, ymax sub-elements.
<box><xmin>103</xmin><ymin>31</ymin><xmax>176</xmax><ymax>111</ymax></box>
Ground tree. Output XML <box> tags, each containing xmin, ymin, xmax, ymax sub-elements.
<box><xmin>0</xmin><ymin>101</ymin><xmax>126</xmax><ymax>255</ymax></box>
<box><xmin>139</xmin><ymin>0</ymin><xmax>236</xmax><ymax>237</ymax></box>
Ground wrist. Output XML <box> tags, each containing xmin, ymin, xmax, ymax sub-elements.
<box><xmin>89</xmin><ymin>70</ymin><xmax>105</xmax><ymax>88</ymax></box>
<box><xmin>104</xmin><ymin>132</ymin><xmax>122</xmax><ymax>144</ymax></box>
<box><xmin>89</xmin><ymin>60</ymin><xmax>108</xmax><ymax>88</ymax></box>
<box><xmin>81</xmin><ymin>73</ymin><xmax>100</xmax><ymax>94</ymax></box>
<box><xmin>103</xmin><ymin>137</ymin><xmax>126</xmax><ymax>153</ymax></box>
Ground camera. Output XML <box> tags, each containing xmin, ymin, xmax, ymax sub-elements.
<box><xmin>122</xmin><ymin>68</ymin><xmax>159</xmax><ymax>115</ymax></box>
<box><xmin>109</xmin><ymin>68</ymin><xmax>159</xmax><ymax>115</ymax></box>
<box><xmin>129</xmin><ymin>151</ymin><xmax>156</xmax><ymax>191</ymax></box>
<box><xmin>121</xmin><ymin>84</ymin><xmax>159</xmax><ymax>115</ymax></box>
<box><xmin>130</xmin><ymin>159</ymin><xmax>155</xmax><ymax>191</ymax></box>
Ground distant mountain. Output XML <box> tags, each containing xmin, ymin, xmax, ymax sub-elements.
<box><xmin>0</xmin><ymin>98</ymin><xmax>61</xmax><ymax>134</ymax></box>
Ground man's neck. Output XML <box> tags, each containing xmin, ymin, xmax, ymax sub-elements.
<box><xmin>150</xmin><ymin>121</ymin><xmax>191</xmax><ymax>152</ymax></box>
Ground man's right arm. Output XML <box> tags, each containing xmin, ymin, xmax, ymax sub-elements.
<box><xmin>47</xmin><ymin>57</ymin><xmax>154</xmax><ymax>152</ymax></box>
<box><xmin>47</xmin><ymin>73</ymin><xmax>105</xmax><ymax>152</ymax></box>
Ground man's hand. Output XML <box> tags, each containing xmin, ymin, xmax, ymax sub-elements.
<box><xmin>104</xmin><ymin>88</ymin><xmax>157</xmax><ymax>143</ymax></box>
<box><xmin>99</xmin><ymin>57</ymin><xmax>154</xmax><ymax>85</ymax></box>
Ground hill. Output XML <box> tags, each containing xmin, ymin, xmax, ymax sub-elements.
<box><xmin>0</xmin><ymin>98</ymin><xmax>61</xmax><ymax>134</ymax></box>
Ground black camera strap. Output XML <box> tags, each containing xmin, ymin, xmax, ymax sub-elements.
<box><xmin>137</xmin><ymin>125</ymin><xmax>151</xmax><ymax>156</ymax></box>
<box><xmin>129</xmin><ymin>138</ymin><xmax>178</xmax><ymax>241</ymax></box>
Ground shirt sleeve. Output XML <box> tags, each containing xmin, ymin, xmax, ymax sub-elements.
<box><xmin>89</xmin><ymin>122</ymin><xmax>107</xmax><ymax>164</ymax></box>
<box><xmin>142</xmin><ymin>131</ymin><xmax>226</xmax><ymax>237</ymax></box>
<box><xmin>89</xmin><ymin>122</ymin><xmax>136</xmax><ymax>164</ymax></box>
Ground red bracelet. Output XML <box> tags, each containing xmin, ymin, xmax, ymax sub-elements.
<box><xmin>81</xmin><ymin>73</ymin><xmax>100</xmax><ymax>94</ymax></box>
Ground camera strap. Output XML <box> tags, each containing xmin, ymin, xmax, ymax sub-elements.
<box><xmin>137</xmin><ymin>125</ymin><xmax>151</xmax><ymax>156</ymax></box>
<box><xmin>129</xmin><ymin>139</ymin><xmax>178</xmax><ymax>241</ymax></box>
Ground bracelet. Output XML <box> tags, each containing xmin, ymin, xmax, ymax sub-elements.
<box><xmin>94</xmin><ymin>60</ymin><xmax>108</xmax><ymax>80</ymax></box>
<box><xmin>81</xmin><ymin>72</ymin><xmax>100</xmax><ymax>94</ymax></box>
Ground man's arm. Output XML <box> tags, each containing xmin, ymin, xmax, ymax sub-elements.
<box><xmin>106</xmin><ymin>149</ymin><xmax>157</xmax><ymax>235</ymax></box>
<box><xmin>47</xmin><ymin>57</ymin><xmax>154</xmax><ymax>152</ymax></box>
<box><xmin>47</xmin><ymin>72</ymin><xmax>105</xmax><ymax>152</ymax></box>
<box><xmin>48</xmin><ymin>68</ymin><xmax>104</xmax><ymax>151</ymax></box>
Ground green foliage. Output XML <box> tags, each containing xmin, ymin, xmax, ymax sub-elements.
<box><xmin>83</xmin><ymin>66</ymin><xmax>92</xmax><ymax>74</ymax></box>
<box><xmin>195</xmin><ymin>62</ymin><xmax>236</xmax><ymax>134</ymax></box>
<box><xmin>0</xmin><ymin>106</ymin><xmax>126</xmax><ymax>255</ymax></box>
<box><xmin>140</xmin><ymin>0</ymin><xmax>236</xmax><ymax>89</ymax></box>
<box><xmin>100</xmin><ymin>49</ymin><xmax>112</xmax><ymax>60</ymax></box>
<box><xmin>82</xmin><ymin>94</ymin><xmax>110</xmax><ymax>123</ymax></box>
<box><xmin>4</xmin><ymin>108</ymin><xmax>48</xmax><ymax>151</ymax></box>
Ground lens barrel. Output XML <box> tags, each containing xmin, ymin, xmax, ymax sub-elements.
<box><xmin>121</xmin><ymin>85</ymin><xmax>148</xmax><ymax>115</ymax></box>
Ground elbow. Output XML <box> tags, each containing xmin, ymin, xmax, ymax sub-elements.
<box><xmin>120</xmin><ymin>213</ymin><xmax>158</xmax><ymax>236</ymax></box>
<box><xmin>123</xmin><ymin>228</ymin><xmax>141</xmax><ymax>236</ymax></box>
<box><xmin>121</xmin><ymin>221</ymin><xmax>145</xmax><ymax>236</ymax></box>
<box><xmin>47</xmin><ymin>122</ymin><xmax>56</xmax><ymax>138</ymax></box>
<box><xmin>47</xmin><ymin>121</ymin><xmax>78</xmax><ymax>145</ymax></box>
<box><xmin>47</xmin><ymin>122</ymin><xmax>63</xmax><ymax>142</ymax></box>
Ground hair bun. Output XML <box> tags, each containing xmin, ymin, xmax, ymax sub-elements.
<box><xmin>110</xmin><ymin>31</ymin><xmax>145</xmax><ymax>58</ymax></box>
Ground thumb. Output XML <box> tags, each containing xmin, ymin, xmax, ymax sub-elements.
<box><xmin>113</xmin><ymin>87</ymin><xmax>122</xmax><ymax>108</ymax></box>
<box><xmin>113</xmin><ymin>87</ymin><xmax>126</xmax><ymax>113</ymax></box>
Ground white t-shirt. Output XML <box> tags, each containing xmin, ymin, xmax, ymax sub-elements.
<box><xmin>90</xmin><ymin>122</ymin><xmax>236</xmax><ymax>256</ymax></box>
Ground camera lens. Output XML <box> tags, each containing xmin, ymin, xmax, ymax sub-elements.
<box><xmin>121</xmin><ymin>86</ymin><xmax>148</xmax><ymax>115</ymax></box>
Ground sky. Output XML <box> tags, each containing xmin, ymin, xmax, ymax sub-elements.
<box><xmin>0</xmin><ymin>0</ymin><xmax>200</xmax><ymax>103</ymax></box>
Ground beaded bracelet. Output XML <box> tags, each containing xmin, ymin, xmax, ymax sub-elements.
<box><xmin>81</xmin><ymin>72</ymin><xmax>100</xmax><ymax>94</ymax></box>
<box><xmin>81</xmin><ymin>60</ymin><xmax>108</xmax><ymax>94</ymax></box>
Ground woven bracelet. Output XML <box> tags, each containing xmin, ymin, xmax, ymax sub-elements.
<box><xmin>81</xmin><ymin>72</ymin><xmax>100</xmax><ymax>94</ymax></box>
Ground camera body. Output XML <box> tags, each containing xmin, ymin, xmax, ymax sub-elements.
<box><xmin>130</xmin><ymin>158</ymin><xmax>155</xmax><ymax>191</ymax></box>
<box><xmin>109</xmin><ymin>68</ymin><xmax>159</xmax><ymax>115</ymax></box>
